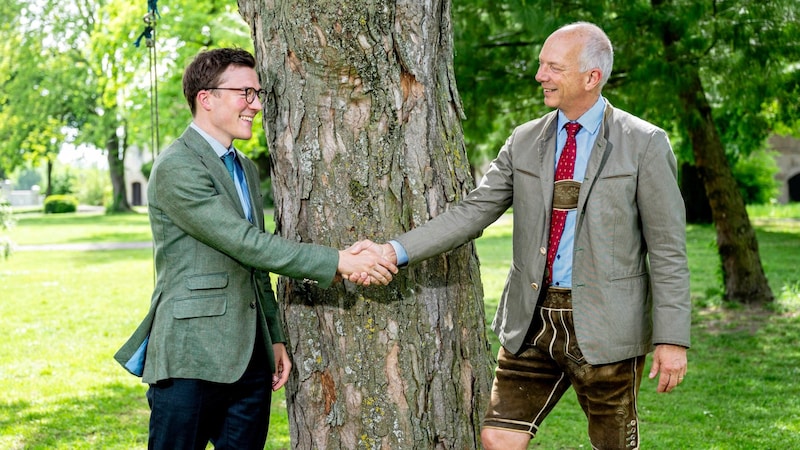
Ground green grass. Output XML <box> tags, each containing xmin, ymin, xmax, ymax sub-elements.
<box><xmin>1</xmin><ymin>206</ymin><xmax>799</xmax><ymax>449</ymax></box>
<box><xmin>7</xmin><ymin>211</ymin><xmax>152</xmax><ymax>246</ymax></box>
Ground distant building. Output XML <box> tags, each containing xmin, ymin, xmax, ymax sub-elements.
<box><xmin>125</xmin><ymin>146</ymin><xmax>150</xmax><ymax>207</ymax></box>
<box><xmin>769</xmin><ymin>135</ymin><xmax>800</xmax><ymax>203</ymax></box>
<box><xmin>1</xmin><ymin>180</ymin><xmax>42</xmax><ymax>207</ymax></box>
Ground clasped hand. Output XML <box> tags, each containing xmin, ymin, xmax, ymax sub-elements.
<box><xmin>337</xmin><ymin>240</ymin><xmax>399</xmax><ymax>286</ymax></box>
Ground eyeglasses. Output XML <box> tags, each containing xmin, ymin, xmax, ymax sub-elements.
<box><xmin>203</xmin><ymin>87</ymin><xmax>267</xmax><ymax>104</ymax></box>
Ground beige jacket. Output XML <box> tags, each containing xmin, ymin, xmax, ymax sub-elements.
<box><xmin>396</xmin><ymin>103</ymin><xmax>691</xmax><ymax>364</ymax></box>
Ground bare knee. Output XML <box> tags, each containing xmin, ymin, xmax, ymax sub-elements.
<box><xmin>481</xmin><ymin>427</ymin><xmax>531</xmax><ymax>450</ymax></box>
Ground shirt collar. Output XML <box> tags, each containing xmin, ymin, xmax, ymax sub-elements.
<box><xmin>557</xmin><ymin>96</ymin><xmax>606</xmax><ymax>136</ymax></box>
<box><xmin>190</xmin><ymin>122</ymin><xmax>234</xmax><ymax>158</ymax></box>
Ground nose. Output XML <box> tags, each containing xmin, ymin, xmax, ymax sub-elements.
<box><xmin>535</xmin><ymin>65</ymin><xmax>547</xmax><ymax>83</ymax></box>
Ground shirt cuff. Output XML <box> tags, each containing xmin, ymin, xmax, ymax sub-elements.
<box><xmin>388</xmin><ymin>240</ymin><xmax>409</xmax><ymax>267</ymax></box>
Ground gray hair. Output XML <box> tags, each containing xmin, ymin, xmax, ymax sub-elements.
<box><xmin>559</xmin><ymin>22</ymin><xmax>614</xmax><ymax>88</ymax></box>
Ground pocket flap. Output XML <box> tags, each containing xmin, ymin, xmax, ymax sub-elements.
<box><xmin>173</xmin><ymin>296</ymin><xmax>227</xmax><ymax>319</ymax></box>
<box><xmin>185</xmin><ymin>272</ymin><xmax>229</xmax><ymax>290</ymax></box>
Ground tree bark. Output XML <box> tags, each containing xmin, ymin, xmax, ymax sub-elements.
<box><xmin>239</xmin><ymin>0</ymin><xmax>493</xmax><ymax>448</ymax></box>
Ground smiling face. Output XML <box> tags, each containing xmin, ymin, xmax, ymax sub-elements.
<box><xmin>194</xmin><ymin>65</ymin><xmax>262</xmax><ymax>148</ymax></box>
<box><xmin>535</xmin><ymin>28</ymin><xmax>602</xmax><ymax>120</ymax></box>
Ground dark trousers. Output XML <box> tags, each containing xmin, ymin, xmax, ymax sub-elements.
<box><xmin>146</xmin><ymin>341</ymin><xmax>272</xmax><ymax>450</ymax></box>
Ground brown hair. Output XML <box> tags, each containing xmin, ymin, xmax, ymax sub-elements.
<box><xmin>182</xmin><ymin>48</ymin><xmax>256</xmax><ymax>115</ymax></box>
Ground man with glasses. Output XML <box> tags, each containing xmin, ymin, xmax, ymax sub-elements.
<box><xmin>115</xmin><ymin>48</ymin><xmax>397</xmax><ymax>449</ymax></box>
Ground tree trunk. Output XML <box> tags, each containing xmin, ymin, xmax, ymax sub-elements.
<box><xmin>106</xmin><ymin>130</ymin><xmax>131</xmax><ymax>213</ymax></box>
<box><xmin>674</xmin><ymin>68</ymin><xmax>773</xmax><ymax>304</ymax></box>
<box><xmin>239</xmin><ymin>0</ymin><xmax>494</xmax><ymax>448</ymax></box>
<box><xmin>45</xmin><ymin>157</ymin><xmax>54</xmax><ymax>197</ymax></box>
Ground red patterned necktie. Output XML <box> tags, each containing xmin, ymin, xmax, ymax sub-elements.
<box><xmin>546</xmin><ymin>122</ymin><xmax>582</xmax><ymax>285</ymax></box>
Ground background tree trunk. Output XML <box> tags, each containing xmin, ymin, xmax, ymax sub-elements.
<box><xmin>671</xmin><ymin>66</ymin><xmax>774</xmax><ymax>304</ymax></box>
<box><xmin>106</xmin><ymin>130</ymin><xmax>131</xmax><ymax>213</ymax></box>
<box><xmin>239</xmin><ymin>0</ymin><xmax>494</xmax><ymax>448</ymax></box>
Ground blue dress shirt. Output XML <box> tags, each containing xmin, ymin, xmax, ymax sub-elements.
<box><xmin>390</xmin><ymin>97</ymin><xmax>608</xmax><ymax>284</ymax></box>
<box><xmin>190</xmin><ymin>123</ymin><xmax>253</xmax><ymax>221</ymax></box>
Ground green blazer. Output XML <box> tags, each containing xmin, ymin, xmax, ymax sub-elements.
<box><xmin>395</xmin><ymin>103</ymin><xmax>691</xmax><ymax>365</ymax></box>
<box><xmin>115</xmin><ymin>126</ymin><xmax>339</xmax><ymax>384</ymax></box>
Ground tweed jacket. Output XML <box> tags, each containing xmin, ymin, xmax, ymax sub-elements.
<box><xmin>395</xmin><ymin>102</ymin><xmax>691</xmax><ymax>365</ymax></box>
<box><xmin>115</xmin><ymin>126</ymin><xmax>339</xmax><ymax>384</ymax></box>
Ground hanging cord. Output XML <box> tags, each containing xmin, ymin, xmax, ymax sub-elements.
<box><xmin>134</xmin><ymin>1</ymin><xmax>160</xmax><ymax>157</ymax></box>
<box><xmin>133</xmin><ymin>0</ymin><xmax>161</xmax><ymax>287</ymax></box>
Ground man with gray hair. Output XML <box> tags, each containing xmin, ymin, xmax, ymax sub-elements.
<box><xmin>358</xmin><ymin>22</ymin><xmax>690</xmax><ymax>448</ymax></box>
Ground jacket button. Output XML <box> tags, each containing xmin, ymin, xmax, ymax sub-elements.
<box><xmin>539</xmin><ymin>247</ymin><xmax>546</xmax><ymax>255</ymax></box>
<box><xmin>530</xmin><ymin>282</ymin><xmax>539</xmax><ymax>290</ymax></box>
<box><xmin>250</xmin><ymin>302</ymin><xmax>256</xmax><ymax>309</ymax></box>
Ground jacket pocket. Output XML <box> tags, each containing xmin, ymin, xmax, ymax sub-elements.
<box><xmin>173</xmin><ymin>295</ymin><xmax>227</xmax><ymax>319</ymax></box>
<box><xmin>185</xmin><ymin>272</ymin><xmax>229</xmax><ymax>290</ymax></box>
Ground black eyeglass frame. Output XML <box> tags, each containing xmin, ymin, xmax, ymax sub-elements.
<box><xmin>203</xmin><ymin>87</ymin><xmax>267</xmax><ymax>104</ymax></box>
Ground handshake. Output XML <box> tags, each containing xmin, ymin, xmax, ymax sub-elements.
<box><xmin>337</xmin><ymin>240</ymin><xmax>399</xmax><ymax>286</ymax></box>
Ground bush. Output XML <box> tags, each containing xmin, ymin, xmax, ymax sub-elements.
<box><xmin>733</xmin><ymin>148</ymin><xmax>780</xmax><ymax>205</ymax></box>
<box><xmin>50</xmin><ymin>171</ymin><xmax>76</xmax><ymax>195</ymax></box>
<box><xmin>43</xmin><ymin>195</ymin><xmax>79</xmax><ymax>214</ymax></box>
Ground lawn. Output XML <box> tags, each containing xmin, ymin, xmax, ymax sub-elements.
<box><xmin>1</xmin><ymin>206</ymin><xmax>799</xmax><ymax>449</ymax></box>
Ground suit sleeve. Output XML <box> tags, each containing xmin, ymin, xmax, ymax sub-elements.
<box><xmin>150</xmin><ymin>146</ymin><xmax>339</xmax><ymax>288</ymax></box>
<box><xmin>637</xmin><ymin>129</ymin><xmax>691</xmax><ymax>348</ymax></box>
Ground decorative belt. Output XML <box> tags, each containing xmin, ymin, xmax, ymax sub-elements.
<box><xmin>540</xmin><ymin>287</ymin><xmax>572</xmax><ymax>309</ymax></box>
<box><xmin>552</xmin><ymin>179</ymin><xmax>581</xmax><ymax>211</ymax></box>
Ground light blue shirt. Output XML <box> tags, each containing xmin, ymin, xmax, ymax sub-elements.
<box><xmin>190</xmin><ymin>123</ymin><xmax>252</xmax><ymax>220</ymax></box>
<box><xmin>550</xmin><ymin>96</ymin><xmax>606</xmax><ymax>287</ymax></box>
<box><xmin>390</xmin><ymin>96</ymin><xmax>607</xmax><ymax>281</ymax></box>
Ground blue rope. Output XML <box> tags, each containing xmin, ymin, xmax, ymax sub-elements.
<box><xmin>148</xmin><ymin>0</ymin><xmax>161</xmax><ymax>19</ymax></box>
<box><xmin>134</xmin><ymin>25</ymin><xmax>153</xmax><ymax>48</ymax></box>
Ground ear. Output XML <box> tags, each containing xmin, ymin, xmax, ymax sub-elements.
<box><xmin>196</xmin><ymin>90</ymin><xmax>214</xmax><ymax>112</ymax></box>
<box><xmin>585</xmin><ymin>68</ymin><xmax>603</xmax><ymax>91</ymax></box>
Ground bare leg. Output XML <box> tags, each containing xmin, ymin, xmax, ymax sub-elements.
<box><xmin>481</xmin><ymin>427</ymin><xmax>531</xmax><ymax>450</ymax></box>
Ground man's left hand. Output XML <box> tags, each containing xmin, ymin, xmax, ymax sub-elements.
<box><xmin>649</xmin><ymin>344</ymin><xmax>687</xmax><ymax>393</ymax></box>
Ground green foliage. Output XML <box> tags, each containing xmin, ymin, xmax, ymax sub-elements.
<box><xmin>49</xmin><ymin>171</ymin><xmax>76</xmax><ymax>196</ymax></box>
<box><xmin>140</xmin><ymin>160</ymin><xmax>153</xmax><ymax>180</ymax></box>
<box><xmin>732</xmin><ymin>148</ymin><xmax>781</xmax><ymax>205</ymax></box>
<box><xmin>43</xmin><ymin>195</ymin><xmax>79</xmax><ymax>214</ymax></box>
<box><xmin>452</xmin><ymin>0</ymin><xmax>800</xmax><ymax>173</ymax></box>
<box><xmin>73</xmin><ymin>169</ymin><xmax>111</xmax><ymax>207</ymax></box>
<box><xmin>260</xmin><ymin>178</ymin><xmax>275</xmax><ymax>209</ymax></box>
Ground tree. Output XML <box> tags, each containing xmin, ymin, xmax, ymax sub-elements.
<box><xmin>452</xmin><ymin>0</ymin><xmax>800</xmax><ymax>304</ymax></box>
<box><xmin>239</xmin><ymin>0</ymin><xmax>494</xmax><ymax>448</ymax></box>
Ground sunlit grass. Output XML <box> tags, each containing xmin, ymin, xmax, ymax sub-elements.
<box><xmin>1</xmin><ymin>206</ymin><xmax>799</xmax><ymax>449</ymax></box>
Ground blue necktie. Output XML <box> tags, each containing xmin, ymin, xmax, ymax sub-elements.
<box><xmin>222</xmin><ymin>150</ymin><xmax>254</xmax><ymax>223</ymax></box>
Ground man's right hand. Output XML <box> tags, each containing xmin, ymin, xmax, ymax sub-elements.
<box><xmin>337</xmin><ymin>241</ymin><xmax>398</xmax><ymax>286</ymax></box>
<box><xmin>344</xmin><ymin>240</ymin><xmax>398</xmax><ymax>285</ymax></box>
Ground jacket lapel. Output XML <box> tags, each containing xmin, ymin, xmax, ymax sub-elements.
<box><xmin>182</xmin><ymin>128</ymin><xmax>248</xmax><ymax>219</ymax></box>
<box><xmin>538</xmin><ymin>112</ymin><xmax>559</xmax><ymax>213</ymax></box>
<box><xmin>578</xmin><ymin>105</ymin><xmax>614</xmax><ymax>208</ymax></box>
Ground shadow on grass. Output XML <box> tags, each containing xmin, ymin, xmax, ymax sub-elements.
<box><xmin>0</xmin><ymin>381</ymin><xmax>149</xmax><ymax>449</ymax></box>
